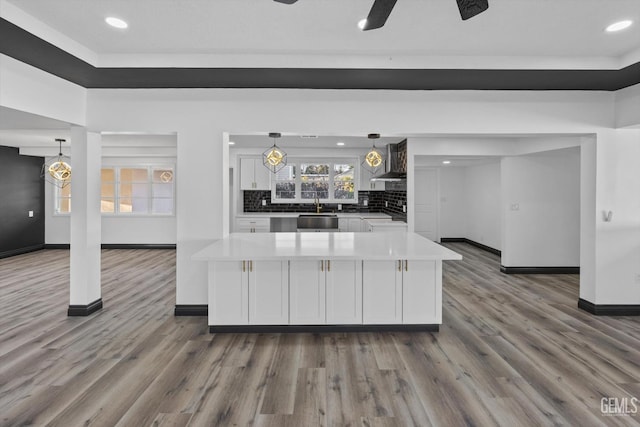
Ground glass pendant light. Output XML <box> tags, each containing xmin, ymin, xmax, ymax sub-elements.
<box><xmin>263</xmin><ymin>132</ymin><xmax>287</xmax><ymax>173</ymax></box>
<box><xmin>42</xmin><ymin>138</ymin><xmax>72</xmax><ymax>188</ymax></box>
<box><xmin>362</xmin><ymin>133</ymin><xmax>384</xmax><ymax>173</ymax></box>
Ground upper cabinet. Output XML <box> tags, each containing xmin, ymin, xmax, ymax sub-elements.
<box><xmin>240</xmin><ymin>157</ymin><xmax>271</xmax><ymax>190</ymax></box>
<box><xmin>360</xmin><ymin>167</ymin><xmax>385</xmax><ymax>191</ymax></box>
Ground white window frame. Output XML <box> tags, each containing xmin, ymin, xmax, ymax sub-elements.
<box><xmin>54</xmin><ymin>164</ymin><xmax>176</xmax><ymax>216</ymax></box>
<box><xmin>270</xmin><ymin>157</ymin><xmax>359</xmax><ymax>204</ymax></box>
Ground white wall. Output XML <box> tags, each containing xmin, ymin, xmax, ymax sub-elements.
<box><xmin>439</xmin><ymin>167</ymin><xmax>467</xmax><ymax>238</ymax></box>
<box><xmin>501</xmin><ymin>147</ymin><xmax>581</xmax><ymax>268</ymax></box>
<box><xmin>465</xmin><ymin>162</ymin><xmax>502</xmax><ymax>251</ymax></box>
<box><xmin>615</xmin><ymin>83</ymin><xmax>640</xmax><ymax>128</ymax></box>
<box><xmin>0</xmin><ymin>54</ymin><xmax>86</xmax><ymax>125</ymax></box>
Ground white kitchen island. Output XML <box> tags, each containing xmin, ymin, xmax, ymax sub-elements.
<box><xmin>193</xmin><ymin>232</ymin><xmax>462</xmax><ymax>332</ymax></box>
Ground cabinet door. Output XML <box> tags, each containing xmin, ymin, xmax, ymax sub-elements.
<box><xmin>362</xmin><ymin>260</ymin><xmax>402</xmax><ymax>324</ymax></box>
<box><xmin>402</xmin><ymin>260</ymin><xmax>440</xmax><ymax>324</ymax></box>
<box><xmin>289</xmin><ymin>260</ymin><xmax>326</xmax><ymax>324</ymax></box>
<box><xmin>249</xmin><ymin>261</ymin><xmax>289</xmax><ymax>324</ymax></box>
<box><xmin>347</xmin><ymin>218</ymin><xmax>362</xmax><ymax>232</ymax></box>
<box><xmin>326</xmin><ymin>260</ymin><xmax>362</xmax><ymax>324</ymax></box>
<box><xmin>240</xmin><ymin>158</ymin><xmax>256</xmax><ymax>190</ymax></box>
<box><xmin>209</xmin><ymin>261</ymin><xmax>249</xmax><ymax>325</ymax></box>
<box><xmin>253</xmin><ymin>160</ymin><xmax>271</xmax><ymax>190</ymax></box>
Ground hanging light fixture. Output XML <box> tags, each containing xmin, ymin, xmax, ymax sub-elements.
<box><xmin>263</xmin><ymin>132</ymin><xmax>287</xmax><ymax>173</ymax></box>
<box><xmin>362</xmin><ymin>133</ymin><xmax>384</xmax><ymax>173</ymax></box>
<box><xmin>42</xmin><ymin>138</ymin><xmax>72</xmax><ymax>188</ymax></box>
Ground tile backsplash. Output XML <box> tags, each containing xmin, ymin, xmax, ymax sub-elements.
<box><xmin>243</xmin><ymin>189</ymin><xmax>406</xmax><ymax>221</ymax></box>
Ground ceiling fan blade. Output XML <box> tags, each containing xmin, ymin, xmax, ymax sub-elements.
<box><xmin>456</xmin><ymin>0</ymin><xmax>489</xmax><ymax>20</ymax></box>
<box><xmin>362</xmin><ymin>0</ymin><xmax>398</xmax><ymax>31</ymax></box>
<box><xmin>273</xmin><ymin>0</ymin><xmax>298</xmax><ymax>4</ymax></box>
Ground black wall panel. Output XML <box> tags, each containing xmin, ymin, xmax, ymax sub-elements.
<box><xmin>0</xmin><ymin>146</ymin><xmax>45</xmax><ymax>257</ymax></box>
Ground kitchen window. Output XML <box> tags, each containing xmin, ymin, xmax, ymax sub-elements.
<box><xmin>271</xmin><ymin>158</ymin><xmax>357</xmax><ymax>203</ymax></box>
<box><xmin>54</xmin><ymin>166</ymin><xmax>175</xmax><ymax>215</ymax></box>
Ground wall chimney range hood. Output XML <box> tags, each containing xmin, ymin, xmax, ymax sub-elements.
<box><xmin>371</xmin><ymin>140</ymin><xmax>407</xmax><ymax>182</ymax></box>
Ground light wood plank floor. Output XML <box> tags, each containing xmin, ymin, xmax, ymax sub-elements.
<box><xmin>1</xmin><ymin>245</ymin><xmax>639</xmax><ymax>426</ymax></box>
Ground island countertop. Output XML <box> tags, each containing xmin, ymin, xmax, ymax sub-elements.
<box><xmin>193</xmin><ymin>231</ymin><xmax>462</xmax><ymax>262</ymax></box>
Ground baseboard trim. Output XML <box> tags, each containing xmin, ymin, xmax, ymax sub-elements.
<box><xmin>44</xmin><ymin>244</ymin><xmax>70</xmax><ymax>249</ymax></box>
<box><xmin>101</xmin><ymin>243</ymin><xmax>176</xmax><ymax>249</ymax></box>
<box><xmin>68</xmin><ymin>298</ymin><xmax>103</xmax><ymax>316</ymax></box>
<box><xmin>175</xmin><ymin>305</ymin><xmax>208</xmax><ymax>316</ymax></box>
<box><xmin>441</xmin><ymin>238</ymin><xmax>501</xmax><ymax>256</ymax></box>
<box><xmin>578</xmin><ymin>298</ymin><xmax>640</xmax><ymax>316</ymax></box>
<box><xmin>209</xmin><ymin>324</ymin><xmax>439</xmax><ymax>333</ymax></box>
<box><xmin>0</xmin><ymin>244</ymin><xmax>45</xmax><ymax>259</ymax></box>
<box><xmin>501</xmin><ymin>266</ymin><xmax>580</xmax><ymax>274</ymax></box>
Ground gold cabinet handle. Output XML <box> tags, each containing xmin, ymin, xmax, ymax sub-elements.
<box><xmin>327</xmin><ymin>260</ymin><xmax>330</xmax><ymax>272</ymax></box>
<box><xmin>398</xmin><ymin>260</ymin><xmax>402</xmax><ymax>272</ymax></box>
<box><xmin>405</xmin><ymin>260</ymin><xmax>408</xmax><ymax>271</ymax></box>
<box><xmin>242</xmin><ymin>260</ymin><xmax>246</xmax><ymax>272</ymax></box>
<box><xmin>249</xmin><ymin>260</ymin><xmax>253</xmax><ymax>272</ymax></box>
<box><xmin>321</xmin><ymin>260</ymin><xmax>324</xmax><ymax>272</ymax></box>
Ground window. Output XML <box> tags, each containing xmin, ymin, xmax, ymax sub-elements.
<box><xmin>55</xmin><ymin>165</ymin><xmax>175</xmax><ymax>215</ymax></box>
<box><xmin>271</xmin><ymin>158</ymin><xmax>358</xmax><ymax>203</ymax></box>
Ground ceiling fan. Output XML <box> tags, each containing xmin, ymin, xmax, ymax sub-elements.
<box><xmin>273</xmin><ymin>0</ymin><xmax>489</xmax><ymax>31</ymax></box>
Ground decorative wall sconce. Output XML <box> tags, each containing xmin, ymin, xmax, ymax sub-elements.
<box><xmin>263</xmin><ymin>132</ymin><xmax>287</xmax><ymax>173</ymax></box>
<box><xmin>42</xmin><ymin>138</ymin><xmax>72</xmax><ymax>188</ymax></box>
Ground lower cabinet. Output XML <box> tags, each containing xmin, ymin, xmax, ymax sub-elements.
<box><xmin>210</xmin><ymin>258</ymin><xmax>439</xmax><ymax>326</ymax></box>
<box><xmin>209</xmin><ymin>260</ymin><xmax>288</xmax><ymax>325</ymax></box>
<box><xmin>362</xmin><ymin>259</ymin><xmax>440</xmax><ymax>324</ymax></box>
<box><xmin>289</xmin><ymin>259</ymin><xmax>362</xmax><ymax>325</ymax></box>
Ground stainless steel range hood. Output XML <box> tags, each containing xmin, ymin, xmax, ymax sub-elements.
<box><xmin>371</xmin><ymin>140</ymin><xmax>407</xmax><ymax>182</ymax></box>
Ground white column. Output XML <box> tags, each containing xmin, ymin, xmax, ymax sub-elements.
<box><xmin>68</xmin><ymin>127</ymin><xmax>102</xmax><ymax>315</ymax></box>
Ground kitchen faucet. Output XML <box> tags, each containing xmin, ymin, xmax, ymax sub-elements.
<box><xmin>314</xmin><ymin>196</ymin><xmax>322</xmax><ymax>213</ymax></box>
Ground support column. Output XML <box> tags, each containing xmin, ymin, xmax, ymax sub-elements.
<box><xmin>68</xmin><ymin>127</ymin><xmax>102</xmax><ymax>316</ymax></box>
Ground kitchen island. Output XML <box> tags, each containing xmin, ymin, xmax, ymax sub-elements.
<box><xmin>193</xmin><ymin>232</ymin><xmax>462</xmax><ymax>332</ymax></box>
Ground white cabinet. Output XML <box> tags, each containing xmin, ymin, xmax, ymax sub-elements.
<box><xmin>236</xmin><ymin>217</ymin><xmax>270</xmax><ymax>233</ymax></box>
<box><xmin>402</xmin><ymin>260</ymin><xmax>439</xmax><ymax>324</ymax></box>
<box><xmin>289</xmin><ymin>260</ymin><xmax>326</xmax><ymax>324</ymax></box>
<box><xmin>338</xmin><ymin>218</ymin><xmax>348</xmax><ymax>232</ymax></box>
<box><xmin>209</xmin><ymin>261</ymin><xmax>249</xmax><ymax>325</ymax></box>
<box><xmin>360</xmin><ymin>167</ymin><xmax>385</xmax><ymax>191</ymax></box>
<box><xmin>362</xmin><ymin>259</ymin><xmax>440</xmax><ymax>324</ymax></box>
<box><xmin>249</xmin><ymin>261</ymin><xmax>289</xmax><ymax>324</ymax></box>
<box><xmin>326</xmin><ymin>260</ymin><xmax>362</xmax><ymax>324</ymax></box>
<box><xmin>347</xmin><ymin>218</ymin><xmax>363</xmax><ymax>232</ymax></box>
<box><xmin>362</xmin><ymin>260</ymin><xmax>402</xmax><ymax>324</ymax></box>
<box><xmin>290</xmin><ymin>259</ymin><xmax>362</xmax><ymax>324</ymax></box>
<box><xmin>240</xmin><ymin>157</ymin><xmax>271</xmax><ymax>190</ymax></box>
<box><xmin>209</xmin><ymin>260</ymin><xmax>288</xmax><ymax>325</ymax></box>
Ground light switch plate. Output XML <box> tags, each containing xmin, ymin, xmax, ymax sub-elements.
<box><xmin>338</xmin><ymin>204</ymin><xmax>342</xmax><ymax>210</ymax></box>
<box><xmin>261</xmin><ymin>199</ymin><xmax>266</xmax><ymax>206</ymax></box>
<box><xmin>28</xmin><ymin>210</ymin><xmax>34</xmax><ymax>217</ymax></box>
<box><xmin>402</xmin><ymin>205</ymin><xmax>407</xmax><ymax>213</ymax></box>
<box><xmin>363</xmin><ymin>200</ymin><xmax>368</xmax><ymax>206</ymax></box>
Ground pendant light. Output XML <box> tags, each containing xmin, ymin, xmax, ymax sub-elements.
<box><xmin>362</xmin><ymin>133</ymin><xmax>384</xmax><ymax>173</ymax></box>
<box><xmin>41</xmin><ymin>138</ymin><xmax>72</xmax><ymax>188</ymax></box>
<box><xmin>263</xmin><ymin>132</ymin><xmax>287</xmax><ymax>173</ymax></box>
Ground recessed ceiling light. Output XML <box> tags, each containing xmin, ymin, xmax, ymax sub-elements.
<box><xmin>228</xmin><ymin>141</ymin><xmax>235</xmax><ymax>145</ymax></box>
<box><xmin>336</xmin><ymin>142</ymin><xmax>345</xmax><ymax>146</ymax></box>
<box><xmin>606</xmin><ymin>20</ymin><xmax>632</xmax><ymax>32</ymax></box>
<box><xmin>442</xmin><ymin>160</ymin><xmax>451</xmax><ymax>164</ymax></box>
<box><xmin>105</xmin><ymin>17</ymin><xmax>128</xmax><ymax>29</ymax></box>
<box><xmin>358</xmin><ymin>19</ymin><xmax>367</xmax><ymax>30</ymax></box>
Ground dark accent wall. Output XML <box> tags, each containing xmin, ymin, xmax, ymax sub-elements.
<box><xmin>0</xmin><ymin>146</ymin><xmax>45</xmax><ymax>258</ymax></box>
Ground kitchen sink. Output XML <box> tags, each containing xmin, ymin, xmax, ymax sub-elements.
<box><xmin>297</xmin><ymin>214</ymin><xmax>339</xmax><ymax>230</ymax></box>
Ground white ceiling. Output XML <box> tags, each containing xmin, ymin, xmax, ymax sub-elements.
<box><xmin>229</xmin><ymin>134</ymin><xmax>404</xmax><ymax>149</ymax></box>
<box><xmin>4</xmin><ymin>0</ymin><xmax>640</xmax><ymax>68</ymax></box>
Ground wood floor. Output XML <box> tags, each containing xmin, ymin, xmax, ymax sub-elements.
<box><xmin>1</xmin><ymin>244</ymin><xmax>639</xmax><ymax>426</ymax></box>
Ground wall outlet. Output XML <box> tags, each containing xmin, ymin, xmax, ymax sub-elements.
<box><xmin>338</xmin><ymin>204</ymin><xmax>342</xmax><ymax>211</ymax></box>
<box><xmin>261</xmin><ymin>199</ymin><xmax>266</xmax><ymax>206</ymax></box>
<box><xmin>363</xmin><ymin>200</ymin><xmax>368</xmax><ymax>206</ymax></box>
<box><xmin>402</xmin><ymin>205</ymin><xmax>406</xmax><ymax>213</ymax></box>
<box><xmin>385</xmin><ymin>201</ymin><xmax>388</xmax><ymax>208</ymax></box>
<box><xmin>510</xmin><ymin>203</ymin><xmax>520</xmax><ymax>211</ymax></box>
<box><xmin>28</xmin><ymin>210</ymin><xmax>34</xmax><ymax>218</ymax></box>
